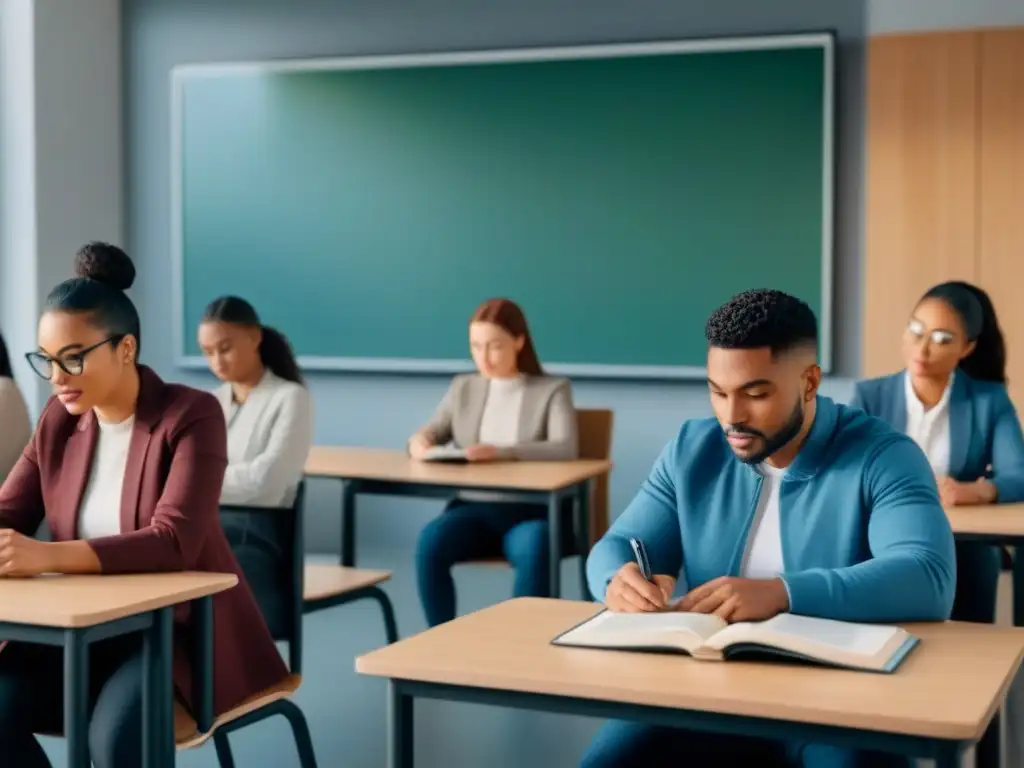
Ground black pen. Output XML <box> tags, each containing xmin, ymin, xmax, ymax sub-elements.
<box><xmin>629</xmin><ymin>537</ymin><xmax>653</xmax><ymax>582</ymax></box>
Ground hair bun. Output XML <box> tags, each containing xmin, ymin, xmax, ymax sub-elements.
<box><xmin>73</xmin><ymin>242</ymin><xmax>136</xmax><ymax>291</ymax></box>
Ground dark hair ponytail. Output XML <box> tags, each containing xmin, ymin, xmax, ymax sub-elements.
<box><xmin>202</xmin><ymin>296</ymin><xmax>304</xmax><ymax>385</ymax></box>
<box><xmin>257</xmin><ymin>325</ymin><xmax>304</xmax><ymax>385</ymax></box>
<box><xmin>922</xmin><ymin>281</ymin><xmax>1007</xmax><ymax>384</ymax></box>
<box><xmin>0</xmin><ymin>331</ymin><xmax>12</xmax><ymax>378</ymax></box>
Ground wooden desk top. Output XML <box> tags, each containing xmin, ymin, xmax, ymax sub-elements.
<box><xmin>0</xmin><ymin>572</ymin><xmax>238</xmax><ymax>628</ymax></box>
<box><xmin>305</xmin><ymin>446</ymin><xmax>612</xmax><ymax>491</ymax></box>
<box><xmin>946</xmin><ymin>503</ymin><xmax>1024</xmax><ymax>538</ymax></box>
<box><xmin>356</xmin><ymin>598</ymin><xmax>1024</xmax><ymax>741</ymax></box>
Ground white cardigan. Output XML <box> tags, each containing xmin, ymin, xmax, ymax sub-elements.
<box><xmin>213</xmin><ymin>370</ymin><xmax>313</xmax><ymax>508</ymax></box>
<box><xmin>0</xmin><ymin>377</ymin><xmax>31</xmax><ymax>484</ymax></box>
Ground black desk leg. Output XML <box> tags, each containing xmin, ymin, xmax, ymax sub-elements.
<box><xmin>934</xmin><ymin>743</ymin><xmax>963</xmax><ymax>768</ymax></box>
<box><xmin>1013</xmin><ymin>550</ymin><xmax>1024</xmax><ymax>628</ymax></box>
<box><xmin>388</xmin><ymin>681</ymin><xmax>414</xmax><ymax>768</ymax></box>
<box><xmin>577</xmin><ymin>480</ymin><xmax>592</xmax><ymax>601</ymax></box>
<box><xmin>192</xmin><ymin>596</ymin><xmax>215</xmax><ymax>734</ymax></box>
<box><xmin>976</xmin><ymin>715</ymin><xmax>1001</xmax><ymax>768</ymax></box>
<box><xmin>341</xmin><ymin>480</ymin><xmax>357</xmax><ymax>567</ymax></box>
<box><xmin>145</xmin><ymin>606</ymin><xmax>175</xmax><ymax>768</ymax></box>
<box><xmin>548</xmin><ymin>492</ymin><xmax>562</xmax><ymax>598</ymax></box>
<box><xmin>63</xmin><ymin>628</ymin><xmax>89</xmax><ymax>768</ymax></box>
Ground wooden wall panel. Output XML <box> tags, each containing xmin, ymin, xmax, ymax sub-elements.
<box><xmin>862</xmin><ymin>32</ymin><xmax>980</xmax><ymax>378</ymax></box>
<box><xmin>978</xmin><ymin>28</ymin><xmax>1024</xmax><ymax>407</ymax></box>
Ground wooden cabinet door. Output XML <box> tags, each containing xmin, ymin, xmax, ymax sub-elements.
<box><xmin>978</xmin><ymin>28</ymin><xmax>1024</xmax><ymax>408</ymax></box>
<box><xmin>863</xmin><ymin>32</ymin><xmax>980</xmax><ymax>378</ymax></box>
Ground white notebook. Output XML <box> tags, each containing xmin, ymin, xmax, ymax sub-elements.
<box><xmin>421</xmin><ymin>445</ymin><xmax>469</xmax><ymax>463</ymax></box>
<box><xmin>552</xmin><ymin>610</ymin><xmax>919</xmax><ymax>673</ymax></box>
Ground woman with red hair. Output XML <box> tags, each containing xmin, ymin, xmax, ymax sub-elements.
<box><xmin>409</xmin><ymin>298</ymin><xmax>579</xmax><ymax>626</ymax></box>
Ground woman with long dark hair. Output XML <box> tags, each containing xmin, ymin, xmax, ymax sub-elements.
<box><xmin>198</xmin><ymin>296</ymin><xmax>313</xmax><ymax>631</ymax></box>
<box><xmin>410</xmin><ymin>297</ymin><xmax>579</xmax><ymax>626</ymax></box>
<box><xmin>198</xmin><ymin>295</ymin><xmax>311</xmax><ymax>507</ymax></box>
<box><xmin>851</xmin><ymin>280</ymin><xmax>1024</xmax><ymax>626</ymax></box>
<box><xmin>0</xmin><ymin>330</ymin><xmax>31</xmax><ymax>483</ymax></box>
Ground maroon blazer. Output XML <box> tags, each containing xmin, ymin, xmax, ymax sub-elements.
<box><xmin>0</xmin><ymin>366</ymin><xmax>289</xmax><ymax>715</ymax></box>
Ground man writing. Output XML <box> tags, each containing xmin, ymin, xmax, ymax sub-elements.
<box><xmin>580</xmin><ymin>289</ymin><xmax>955</xmax><ymax>767</ymax></box>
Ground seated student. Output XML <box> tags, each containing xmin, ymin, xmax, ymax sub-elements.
<box><xmin>0</xmin><ymin>243</ymin><xmax>288</xmax><ymax>768</ymax></box>
<box><xmin>198</xmin><ymin>295</ymin><xmax>313</xmax><ymax>631</ymax></box>
<box><xmin>0</xmin><ymin>330</ymin><xmax>31</xmax><ymax>482</ymax></box>
<box><xmin>851</xmin><ymin>281</ymin><xmax>1024</xmax><ymax>625</ymax></box>
<box><xmin>581</xmin><ymin>289</ymin><xmax>955</xmax><ymax>768</ymax></box>
<box><xmin>410</xmin><ymin>297</ymin><xmax>578</xmax><ymax>626</ymax></box>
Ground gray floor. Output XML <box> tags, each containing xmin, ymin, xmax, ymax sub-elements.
<box><xmin>40</xmin><ymin>546</ymin><xmax>603</xmax><ymax>768</ymax></box>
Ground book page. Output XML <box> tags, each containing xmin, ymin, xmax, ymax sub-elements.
<box><xmin>702</xmin><ymin>612</ymin><xmax>906</xmax><ymax>669</ymax></box>
<box><xmin>422</xmin><ymin>445</ymin><xmax>468</xmax><ymax>462</ymax></box>
<box><xmin>555</xmin><ymin>610</ymin><xmax>727</xmax><ymax>649</ymax></box>
<box><xmin>757</xmin><ymin>614</ymin><xmax>901</xmax><ymax>656</ymax></box>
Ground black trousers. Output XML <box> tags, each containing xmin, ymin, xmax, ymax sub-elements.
<box><xmin>220</xmin><ymin>510</ymin><xmax>289</xmax><ymax>637</ymax></box>
<box><xmin>951</xmin><ymin>540</ymin><xmax>1001</xmax><ymax>623</ymax></box>
<box><xmin>0</xmin><ymin>633</ymin><xmax>143</xmax><ymax>768</ymax></box>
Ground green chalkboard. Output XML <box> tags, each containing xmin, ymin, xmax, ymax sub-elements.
<box><xmin>173</xmin><ymin>35</ymin><xmax>834</xmax><ymax>377</ymax></box>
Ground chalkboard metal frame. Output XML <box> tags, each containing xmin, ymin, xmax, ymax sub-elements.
<box><xmin>171</xmin><ymin>32</ymin><xmax>835</xmax><ymax>379</ymax></box>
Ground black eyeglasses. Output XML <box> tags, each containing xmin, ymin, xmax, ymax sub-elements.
<box><xmin>25</xmin><ymin>336</ymin><xmax>124</xmax><ymax>380</ymax></box>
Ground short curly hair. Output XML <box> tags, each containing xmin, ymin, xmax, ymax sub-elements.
<box><xmin>705</xmin><ymin>289</ymin><xmax>817</xmax><ymax>355</ymax></box>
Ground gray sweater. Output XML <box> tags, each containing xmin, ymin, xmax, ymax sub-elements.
<box><xmin>417</xmin><ymin>373</ymin><xmax>578</xmax><ymax>461</ymax></box>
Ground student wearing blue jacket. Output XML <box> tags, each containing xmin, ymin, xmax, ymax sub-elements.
<box><xmin>851</xmin><ymin>281</ymin><xmax>1024</xmax><ymax>626</ymax></box>
<box><xmin>581</xmin><ymin>289</ymin><xmax>955</xmax><ymax>768</ymax></box>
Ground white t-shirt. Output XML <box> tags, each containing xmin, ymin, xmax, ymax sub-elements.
<box><xmin>76</xmin><ymin>415</ymin><xmax>134</xmax><ymax>540</ymax></box>
<box><xmin>904</xmin><ymin>371</ymin><xmax>953</xmax><ymax>476</ymax></box>
<box><xmin>740</xmin><ymin>462</ymin><xmax>787</xmax><ymax>579</ymax></box>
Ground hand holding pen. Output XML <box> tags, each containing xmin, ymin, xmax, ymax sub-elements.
<box><xmin>603</xmin><ymin>537</ymin><xmax>677</xmax><ymax>613</ymax></box>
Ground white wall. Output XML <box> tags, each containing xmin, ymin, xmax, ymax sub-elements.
<box><xmin>870</xmin><ymin>0</ymin><xmax>1024</xmax><ymax>33</ymax></box>
<box><xmin>0</xmin><ymin>0</ymin><xmax>123</xmax><ymax>415</ymax></box>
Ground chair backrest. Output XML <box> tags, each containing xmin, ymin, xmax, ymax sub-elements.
<box><xmin>576</xmin><ymin>408</ymin><xmax>614</xmax><ymax>548</ymax></box>
<box><xmin>219</xmin><ymin>480</ymin><xmax>306</xmax><ymax>675</ymax></box>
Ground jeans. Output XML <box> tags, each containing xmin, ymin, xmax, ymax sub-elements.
<box><xmin>0</xmin><ymin>634</ymin><xmax>144</xmax><ymax>768</ymax></box>
<box><xmin>415</xmin><ymin>499</ymin><xmax>574</xmax><ymax>627</ymax></box>
<box><xmin>579</xmin><ymin>721</ymin><xmax>912</xmax><ymax>768</ymax></box>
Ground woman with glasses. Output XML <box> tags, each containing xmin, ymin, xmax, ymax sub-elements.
<box><xmin>0</xmin><ymin>242</ymin><xmax>289</xmax><ymax>768</ymax></box>
<box><xmin>198</xmin><ymin>295</ymin><xmax>313</xmax><ymax>634</ymax></box>
<box><xmin>851</xmin><ymin>280</ymin><xmax>1024</xmax><ymax>626</ymax></box>
<box><xmin>0</xmin><ymin>331</ymin><xmax>31</xmax><ymax>482</ymax></box>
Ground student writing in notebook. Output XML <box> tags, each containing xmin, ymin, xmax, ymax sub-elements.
<box><xmin>198</xmin><ymin>296</ymin><xmax>313</xmax><ymax>631</ymax></box>
<box><xmin>580</xmin><ymin>289</ymin><xmax>955</xmax><ymax>768</ymax></box>
<box><xmin>409</xmin><ymin>298</ymin><xmax>578</xmax><ymax>626</ymax></box>
<box><xmin>851</xmin><ymin>282</ymin><xmax>1024</xmax><ymax>625</ymax></box>
<box><xmin>0</xmin><ymin>244</ymin><xmax>288</xmax><ymax>768</ymax></box>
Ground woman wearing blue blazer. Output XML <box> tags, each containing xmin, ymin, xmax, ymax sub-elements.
<box><xmin>851</xmin><ymin>281</ymin><xmax>1024</xmax><ymax>625</ymax></box>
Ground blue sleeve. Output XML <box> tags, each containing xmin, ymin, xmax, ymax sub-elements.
<box><xmin>586</xmin><ymin>438</ymin><xmax>683</xmax><ymax>602</ymax></box>
<box><xmin>989</xmin><ymin>389</ymin><xmax>1024</xmax><ymax>503</ymax></box>
<box><xmin>782</xmin><ymin>437</ymin><xmax>955</xmax><ymax>622</ymax></box>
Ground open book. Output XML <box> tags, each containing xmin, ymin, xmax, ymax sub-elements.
<box><xmin>421</xmin><ymin>445</ymin><xmax>469</xmax><ymax>463</ymax></box>
<box><xmin>552</xmin><ymin>610</ymin><xmax>919</xmax><ymax>673</ymax></box>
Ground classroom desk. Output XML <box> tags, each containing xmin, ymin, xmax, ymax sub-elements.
<box><xmin>356</xmin><ymin>597</ymin><xmax>1024</xmax><ymax>768</ymax></box>
<box><xmin>947</xmin><ymin>504</ymin><xmax>1024</xmax><ymax>625</ymax></box>
<box><xmin>0</xmin><ymin>572</ymin><xmax>237</xmax><ymax>768</ymax></box>
<box><xmin>305</xmin><ymin>447</ymin><xmax>612</xmax><ymax>598</ymax></box>
<box><xmin>946</xmin><ymin>504</ymin><xmax>1024</xmax><ymax>547</ymax></box>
